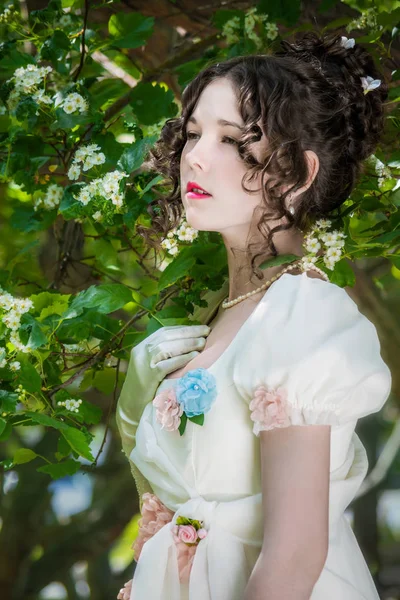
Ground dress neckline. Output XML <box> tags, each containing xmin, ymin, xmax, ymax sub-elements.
<box><xmin>159</xmin><ymin>271</ymin><xmax>328</xmax><ymax>387</ymax></box>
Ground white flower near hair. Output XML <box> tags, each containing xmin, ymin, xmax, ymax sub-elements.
<box><xmin>360</xmin><ymin>75</ymin><xmax>381</xmax><ymax>95</ymax></box>
<box><xmin>161</xmin><ymin>218</ymin><xmax>199</xmax><ymax>256</ymax></box>
<box><xmin>340</xmin><ymin>36</ymin><xmax>355</xmax><ymax>49</ymax></box>
<box><xmin>302</xmin><ymin>219</ymin><xmax>346</xmax><ymax>272</ymax></box>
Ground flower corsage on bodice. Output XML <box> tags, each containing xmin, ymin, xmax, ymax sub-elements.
<box><xmin>152</xmin><ymin>368</ymin><xmax>217</xmax><ymax>435</ymax></box>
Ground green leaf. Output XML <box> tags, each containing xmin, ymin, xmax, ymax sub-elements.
<box><xmin>40</xmin><ymin>300</ymin><xmax>70</xmax><ymax>320</ymax></box>
<box><xmin>130</xmin><ymin>83</ymin><xmax>178</xmax><ymax>126</ymax></box>
<box><xmin>188</xmin><ymin>414</ymin><xmax>204</xmax><ymax>426</ymax></box>
<box><xmin>61</xmin><ymin>427</ymin><xmax>94</xmax><ymax>461</ymax></box>
<box><xmin>74</xmin><ymin>400</ymin><xmax>102</xmax><ymax>425</ymax></box>
<box><xmin>17</xmin><ymin>360</ymin><xmax>42</xmax><ymax>393</ymax></box>
<box><xmin>0</xmin><ymin>417</ymin><xmax>6</xmax><ymax>436</ymax></box>
<box><xmin>0</xmin><ymin>390</ymin><xmax>19</xmax><ymax>413</ymax></box>
<box><xmin>259</xmin><ymin>254</ymin><xmax>300</xmax><ymax>269</ymax></box>
<box><xmin>40</xmin><ymin>30</ymin><xmax>71</xmax><ymax>65</ymax></box>
<box><xmin>64</xmin><ymin>284</ymin><xmax>132</xmax><ymax>318</ymax></box>
<box><xmin>92</xmin><ymin>368</ymin><xmax>117</xmax><ymax>395</ymax></box>
<box><xmin>88</xmin><ymin>78</ymin><xmax>131</xmax><ymax>112</ymax></box>
<box><xmin>117</xmin><ymin>135</ymin><xmax>158</xmax><ymax>174</ymax></box>
<box><xmin>178</xmin><ymin>412</ymin><xmax>187</xmax><ymax>436</ymax></box>
<box><xmin>30</xmin><ymin>291</ymin><xmax>71</xmax><ymax>313</ymax></box>
<box><xmin>13</xmin><ymin>448</ymin><xmax>38</xmax><ymax>465</ymax></box>
<box><xmin>37</xmin><ymin>459</ymin><xmax>81</xmax><ymax>479</ymax></box>
<box><xmin>51</xmin><ymin>109</ymin><xmax>92</xmax><ymax>132</ymax></box>
<box><xmin>157</xmin><ymin>252</ymin><xmax>196</xmax><ymax>291</ymax></box>
<box><xmin>25</xmin><ymin>411</ymin><xmax>69</xmax><ymax>431</ymax></box>
<box><xmin>19</xmin><ymin>313</ymin><xmax>48</xmax><ymax>349</ymax></box>
<box><xmin>108</xmin><ymin>12</ymin><xmax>154</xmax><ymax>49</ymax></box>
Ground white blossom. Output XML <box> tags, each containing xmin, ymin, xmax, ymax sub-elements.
<box><xmin>9</xmin><ymin>361</ymin><xmax>21</xmax><ymax>371</ymax></box>
<box><xmin>62</xmin><ymin>92</ymin><xmax>88</xmax><ymax>114</ymax></box>
<box><xmin>92</xmin><ymin>211</ymin><xmax>103</xmax><ymax>222</ymax></box>
<box><xmin>68</xmin><ymin>163</ymin><xmax>81</xmax><ymax>181</ymax></box>
<box><xmin>32</xmin><ymin>89</ymin><xmax>54</xmax><ymax>105</ymax></box>
<box><xmin>57</xmin><ymin>398</ymin><xmax>82</xmax><ymax>413</ymax></box>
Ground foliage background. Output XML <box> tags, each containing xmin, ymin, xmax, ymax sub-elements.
<box><xmin>0</xmin><ymin>0</ymin><xmax>399</xmax><ymax>598</ymax></box>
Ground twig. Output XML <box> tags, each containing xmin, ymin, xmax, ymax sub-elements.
<box><xmin>72</xmin><ymin>0</ymin><xmax>90</xmax><ymax>82</ymax></box>
<box><xmin>93</xmin><ymin>357</ymin><xmax>121</xmax><ymax>466</ymax></box>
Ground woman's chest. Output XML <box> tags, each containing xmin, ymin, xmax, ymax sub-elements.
<box><xmin>164</xmin><ymin>298</ymin><xmax>262</xmax><ymax>380</ymax></box>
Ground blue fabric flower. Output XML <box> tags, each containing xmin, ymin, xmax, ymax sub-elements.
<box><xmin>176</xmin><ymin>368</ymin><xmax>217</xmax><ymax>418</ymax></box>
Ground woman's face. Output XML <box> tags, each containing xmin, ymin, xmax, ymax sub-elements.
<box><xmin>180</xmin><ymin>77</ymin><xmax>266</xmax><ymax>235</ymax></box>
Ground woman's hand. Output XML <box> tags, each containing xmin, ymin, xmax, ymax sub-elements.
<box><xmin>116</xmin><ymin>324</ymin><xmax>211</xmax><ymax>457</ymax></box>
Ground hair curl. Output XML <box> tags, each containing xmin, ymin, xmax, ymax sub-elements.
<box><xmin>137</xmin><ymin>31</ymin><xmax>388</xmax><ymax>282</ymax></box>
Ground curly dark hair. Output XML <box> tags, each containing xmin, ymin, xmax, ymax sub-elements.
<box><xmin>137</xmin><ymin>30</ymin><xmax>388</xmax><ymax>282</ymax></box>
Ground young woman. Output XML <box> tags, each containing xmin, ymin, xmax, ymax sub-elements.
<box><xmin>116</xmin><ymin>31</ymin><xmax>392</xmax><ymax>600</ymax></box>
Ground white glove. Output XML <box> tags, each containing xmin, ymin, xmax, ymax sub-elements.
<box><xmin>116</xmin><ymin>324</ymin><xmax>211</xmax><ymax>459</ymax></box>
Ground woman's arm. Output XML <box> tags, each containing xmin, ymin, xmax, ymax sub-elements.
<box><xmin>244</xmin><ymin>425</ymin><xmax>331</xmax><ymax>600</ymax></box>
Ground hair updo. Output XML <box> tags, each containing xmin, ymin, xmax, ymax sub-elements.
<box><xmin>138</xmin><ymin>31</ymin><xmax>388</xmax><ymax>281</ymax></box>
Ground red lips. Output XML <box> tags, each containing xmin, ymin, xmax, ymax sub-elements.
<box><xmin>186</xmin><ymin>181</ymin><xmax>211</xmax><ymax>195</ymax></box>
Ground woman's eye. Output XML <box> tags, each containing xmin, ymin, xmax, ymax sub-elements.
<box><xmin>186</xmin><ymin>132</ymin><xmax>238</xmax><ymax>145</ymax></box>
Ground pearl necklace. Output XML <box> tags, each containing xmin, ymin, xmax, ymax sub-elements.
<box><xmin>221</xmin><ymin>259</ymin><xmax>329</xmax><ymax>309</ymax></box>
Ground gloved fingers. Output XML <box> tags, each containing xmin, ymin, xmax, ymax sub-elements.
<box><xmin>155</xmin><ymin>350</ymin><xmax>201</xmax><ymax>376</ymax></box>
<box><xmin>149</xmin><ymin>336</ymin><xmax>207</xmax><ymax>368</ymax></box>
<box><xmin>151</xmin><ymin>324</ymin><xmax>211</xmax><ymax>344</ymax></box>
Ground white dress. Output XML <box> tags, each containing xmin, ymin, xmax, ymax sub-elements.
<box><xmin>120</xmin><ymin>272</ymin><xmax>392</xmax><ymax>600</ymax></box>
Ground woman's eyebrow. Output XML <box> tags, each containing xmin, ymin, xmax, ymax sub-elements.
<box><xmin>187</xmin><ymin>116</ymin><xmax>244</xmax><ymax>131</ymax></box>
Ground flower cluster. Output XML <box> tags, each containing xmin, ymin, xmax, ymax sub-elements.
<box><xmin>57</xmin><ymin>398</ymin><xmax>82</xmax><ymax>413</ymax></box>
<box><xmin>300</xmin><ymin>219</ymin><xmax>346</xmax><ymax>271</ymax></box>
<box><xmin>62</xmin><ymin>93</ymin><xmax>88</xmax><ymax>115</ymax></box>
<box><xmin>0</xmin><ymin>288</ymin><xmax>34</xmax><ymax>354</ymax></box>
<box><xmin>0</xmin><ymin>5</ymin><xmax>19</xmax><ymax>24</ymax></box>
<box><xmin>6</xmin><ymin>64</ymin><xmax>52</xmax><ymax>111</ymax></box>
<box><xmin>16</xmin><ymin>384</ymin><xmax>27</xmax><ymax>402</ymax></box>
<box><xmin>67</xmin><ymin>144</ymin><xmax>106</xmax><ymax>180</ymax></box>
<box><xmin>33</xmin><ymin>183</ymin><xmax>63</xmax><ymax>211</ymax></box>
<box><xmin>160</xmin><ymin>218</ymin><xmax>199</xmax><ymax>256</ymax></box>
<box><xmin>153</xmin><ymin>368</ymin><xmax>217</xmax><ymax>435</ymax></box>
<box><xmin>347</xmin><ymin>7</ymin><xmax>381</xmax><ymax>34</ymax></box>
<box><xmin>73</xmin><ymin>170</ymin><xmax>129</xmax><ymax>211</ymax></box>
<box><xmin>244</xmin><ymin>8</ymin><xmax>278</xmax><ymax>48</ymax></box>
<box><xmin>249</xmin><ymin>385</ymin><xmax>291</xmax><ymax>436</ymax></box>
<box><xmin>222</xmin><ymin>7</ymin><xmax>278</xmax><ymax>47</ymax></box>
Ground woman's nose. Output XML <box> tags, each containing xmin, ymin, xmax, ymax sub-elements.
<box><xmin>185</xmin><ymin>141</ymin><xmax>210</xmax><ymax>171</ymax></box>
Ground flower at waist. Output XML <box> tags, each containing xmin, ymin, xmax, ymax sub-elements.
<box><xmin>153</xmin><ymin>368</ymin><xmax>217</xmax><ymax>435</ymax></box>
<box><xmin>117</xmin><ymin>492</ymin><xmax>209</xmax><ymax>597</ymax></box>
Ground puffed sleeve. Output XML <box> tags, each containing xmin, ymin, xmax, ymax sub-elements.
<box><xmin>232</xmin><ymin>273</ymin><xmax>392</xmax><ymax>436</ymax></box>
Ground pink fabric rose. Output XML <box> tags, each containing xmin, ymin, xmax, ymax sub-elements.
<box><xmin>249</xmin><ymin>385</ymin><xmax>291</xmax><ymax>435</ymax></box>
<box><xmin>174</xmin><ymin>524</ymin><xmax>198</xmax><ymax>544</ymax></box>
<box><xmin>117</xmin><ymin>579</ymin><xmax>132</xmax><ymax>600</ymax></box>
<box><xmin>153</xmin><ymin>388</ymin><xmax>183</xmax><ymax>431</ymax></box>
<box><xmin>197</xmin><ymin>528</ymin><xmax>208</xmax><ymax>540</ymax></box>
